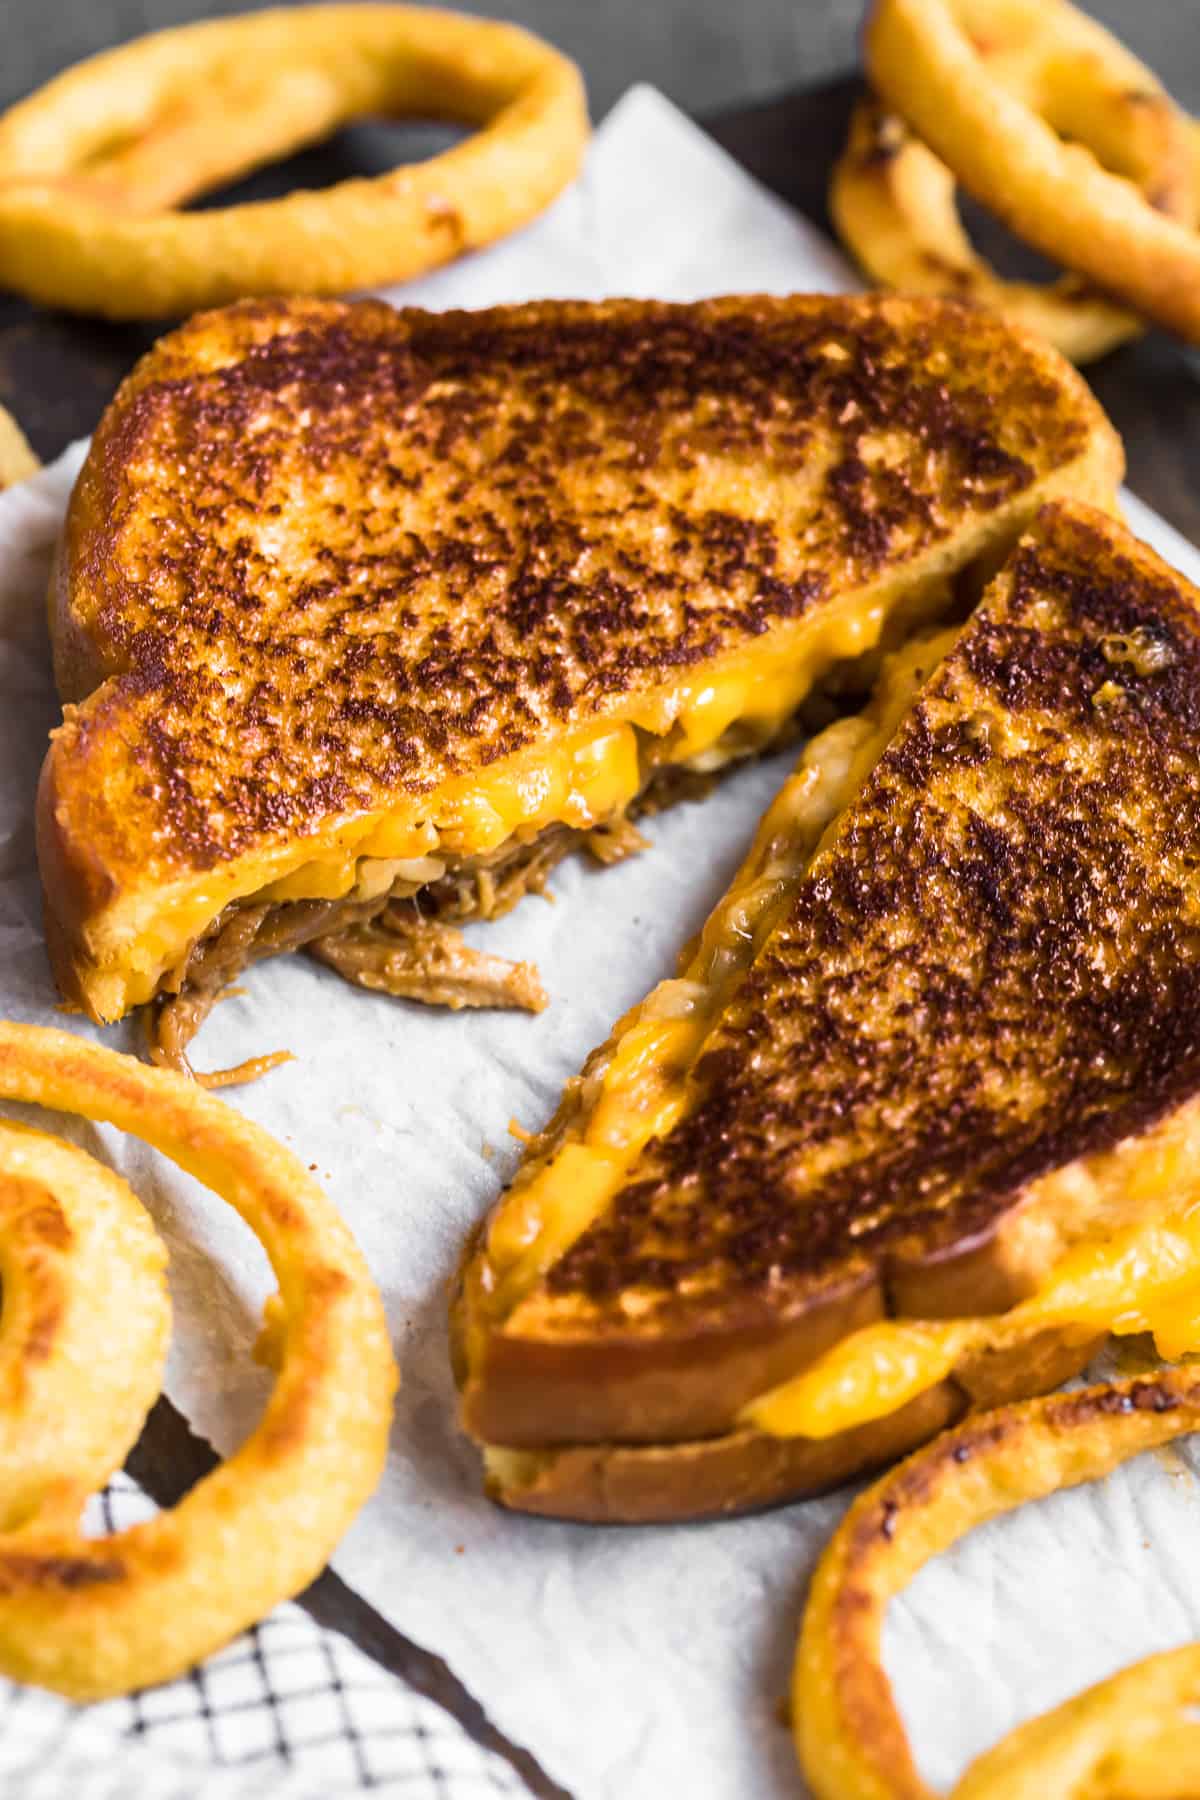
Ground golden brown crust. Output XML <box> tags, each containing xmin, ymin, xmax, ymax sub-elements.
<box><xmin>36</xmin><ymin>751</ymin><xmax>107</xmax><ymax>1013</ymax></box>
<box><xmin>0</xmin><ymin>1135</ymin><xmax>169</xmax><ymax>1537</ymax></box>
<box><xmin>0</xmin><ymin>1023</ymin><xmax>395</xmax><ymax>1696</ymax></box>
<box><xmin>796</xmin><ymin>1362</ymin><xmax>1200</xmax><ymax>1800</ymax></box>
<box><xmin>463</xmin><ymin>504</ymin><xmax>1200</xmax><ymax>1454</ymax></box>
<box><xmin>463</xmin><ymin>1270</ymin><xmax>883</xmax><ymax>1447</ymax></box>
<box><xmin>829</xmin><ymin>95</ymin><xmax>1143</xmax><ymax>366</ymax></box>
<box><xmin>485</xmin><ymin>1326</ymin><xmax>1097</xmax><ymax>1523</ymax></box>
<box><xmin>42</xmin><ymin>293</ymin><xmax>1120</xmax><ymax>1020</ymax></box>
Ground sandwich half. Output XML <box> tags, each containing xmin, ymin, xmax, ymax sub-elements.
<box><xmin>454</xmin><ymin>501</ymin><xmax>1200</xmax><ymax>1523</ymax></box>
<box><xmin>38</xmin><ymin>294</ymin><xmax>1118</xmax><ymax>1075</ymax></box>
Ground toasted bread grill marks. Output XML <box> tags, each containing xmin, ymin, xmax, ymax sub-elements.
<box><xmin>58</xmin><ymin>294</ymin><xmax>1083</xmax><ymax>873</ymax></box>
<box><xmin>543</xmin><ymin>507</ymin><xmax>1200</xmax><ymax>1322</ymax></box>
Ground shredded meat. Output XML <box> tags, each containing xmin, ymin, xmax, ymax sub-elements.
<box><xmin>144</xmin><ymin>752</ymin><xmax>773</xmax><ymax>1084</ymax></box>
<box><xmin>147</xmin><ymin>838</ymin><xmax>571</xmax><ymax>1082</ymax></box>
<box><xmin>627</xmin><ymin>765</ymin><xmax>718</xmax><ymax>818</ymax></box>
<box><xmin>147</xmin><ymin>895</ymin><xmax>388</xmax><ymax>1083</ymax></box>
<box><xmin>309</xmin><ymin>906</ymin><xmax>547</xmax><ymax>1012</ymax></box>
<box><xmin>582</xmin><ymin>815</ymin><xmax>651</xmax><ymax>866</ymax></box>
<box><xmin>420</xmin><ymin>824</ymin><xmax>579</xmax><ymax>923</ymax></box>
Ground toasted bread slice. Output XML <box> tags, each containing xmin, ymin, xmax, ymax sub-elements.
<box><xmin>457</xmin><ymin>503</ymin><xmax>1200</xmax><ymax>1521</ymax></box>
<box><xmin>39</xmin><ymin>294</ymin><xmax>1118</xmax><ymax>1069</ymax></box>
<box><xmin>479</xmin><ymin>1326</ymin><xmax>1100</xmax><ymax>1523</ymax></box>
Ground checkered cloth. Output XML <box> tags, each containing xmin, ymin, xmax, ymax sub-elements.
<box><xmin>0</xmin><ymin>1475</ymin><xmax>527</xmax><ymax>1798</ymax></box>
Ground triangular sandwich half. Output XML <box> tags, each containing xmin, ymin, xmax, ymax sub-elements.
<box><xmin>455</xmin><ymin>502</ymin><xmax>1200</xmax><ymax>1522</ymax></box>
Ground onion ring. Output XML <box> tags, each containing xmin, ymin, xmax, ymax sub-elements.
<box><xmin>831</xmin><ymin>96</ymin><xmax>1143</xmax><ymax>364</ymax></box>
<box><xmin>0</xmin><ymin>6</ymin><xmax>588</xmax><ymax>319</ymax></box>
<box><xmin>0</xmin><ymin>1121</ymin><xmax>169</xmax><ymax>1535</ymax></box>
<box><xmin>0</xmin><ymin>1022</ymin><xmax>395</xmax><ymax>1699</ymax></box>
<box><xmin>864</xmin><ymin>0</ymin><xmax>1200</xmax><ymax>342</ymax></box>
<box><xmin>794</xmin><ymin>1367</ymin><xmax>1200</xmax><ymax>1799</ymax></box>
<box><xmin>953</xmin><ymin>1646</ymin><xmax>1200</xmax><ymax>1800</ymax></box>
<box><xmin>0</xmin><ymin>406</ymin><xmax>38</xmax><ymax>489</ymax></box>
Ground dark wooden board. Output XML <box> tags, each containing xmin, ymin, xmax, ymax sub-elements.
<box><xmin>4</xmin><ymin>72</ymin><xmax>1200</xmax><ymax>1797</ymax></box>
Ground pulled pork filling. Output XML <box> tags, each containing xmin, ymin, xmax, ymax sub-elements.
<box><xmin>146</xmin><ymin>797</ymin><xmax>684</xmax><ymax>1084</ymax></box>
<box><xmin>145</xmin><ymin>720</ymin><xmax>820</xmax><ymax>1085</ymax></box>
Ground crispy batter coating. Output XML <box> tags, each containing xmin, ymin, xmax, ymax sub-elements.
<box><xmin>0</xmin><ymin>6</ymin><xmax>588</xmax><ymax>318</ymax></box>
<box><xmin>796</xmin><ymin>1368</ymin><xmax>1200</xmax><ymax>1799</ymax></box>
<box><xmin>0</xmin><ymin>1024</ymin><xmax>395</xmax><ymax>1699</ymax></box>
<box><xmin>831</xmin><ymin>96</ymin><xmax>1143</xmax><ymax>364</ymax></box>
<box><xmin>865</xmin><ymin>0</ymin><xmax>1200</xmax><ymax>341</ymax></box>
<box><xmin>0</xmin><ymin>405</ymin><xmax>38</xmax><ymax>489</ymax></box>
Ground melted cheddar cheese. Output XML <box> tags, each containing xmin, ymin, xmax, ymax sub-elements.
<box><xmin>743</xmin><ymin>1176</ymin><xmax>1200</xmax><ymax>1442</ymax></box>
<box><xmin>474</xmin><ymin>616</ymin><xmax>1200</xmax><ymax>1451</ymax></box>
<box><xmin>262</xmin><ymin>721</ymin><xmax>643</xmax><ymax>903</ymax></box>
<box><xmin>477</xmin><ymin>629</ymin><xmax>960</xmax><ymax>1325</ymax></box>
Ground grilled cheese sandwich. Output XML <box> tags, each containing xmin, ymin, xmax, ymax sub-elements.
<box><xmin>455</xmin><ymin>503</ymin><xmax>1200</xmax><ymax>1522</ymax></box>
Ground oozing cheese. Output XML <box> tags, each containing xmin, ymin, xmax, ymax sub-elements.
<box><xmin>477</xmin><ymin>629</ymin><xmax>960</xmax><ymax>1324</ymax></box>
<box><xmin>743</xmin><ymin>1163</ymin><xmax>1200</xmax><ymax>1442</ymax></box>
<box><xmin>111</xmin><ymin>580</ymin><xmax>944</xmax><ymax>1016</ymax></box>
<box><xmin>269</xmin><ymin>591</ymin><xmax>892</xmax><ymax>890</ymax></box>
<box><xmin>261</xmin><ymin>720</ymin><xmax>643</xmax><ymax>903</ymax></box>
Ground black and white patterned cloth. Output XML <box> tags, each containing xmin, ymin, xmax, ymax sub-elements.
<box><xmin>0</xmin><ymin>1475</ymin><xmax>525</xmax><ymax>1799</ymax></box>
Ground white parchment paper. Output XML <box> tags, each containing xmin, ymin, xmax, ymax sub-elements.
<box><xmin>5</xmin><ymin>85</ymin><xmax>1200</xmax><ymax>1800</ymax></box>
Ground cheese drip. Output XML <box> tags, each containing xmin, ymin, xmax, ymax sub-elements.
<box><xmin>744</xmin><ymin>1184</ymin><xmax>1200</xmax><ymax>1442</ymax></box>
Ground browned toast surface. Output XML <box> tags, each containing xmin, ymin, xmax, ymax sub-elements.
<box><xmin>45</xmin><ymin>293</ymin><xmax>1117</xmax><ymax>1007</ymax></box>
<box><xmin>472</xmin><ymin>505</ymin><xmax>1200</xmax><ymax>1446</ymax></box>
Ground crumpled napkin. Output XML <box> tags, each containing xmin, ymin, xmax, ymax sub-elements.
<box><xmin>4</xmin><ymin>81</ymin><xmax>1200</xmax><ymax>1800</ymax></box>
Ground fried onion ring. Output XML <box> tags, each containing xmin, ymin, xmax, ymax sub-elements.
<box><xmin>0</xmin><ymin>1022</ymin><xmax>395</xmax><ymax>1699</ymax></box>
<box><xmin>0</xmin><ymin>406</ymin><xmax>39</xmax><ymax>489</ymax></box>
<box><xmin>831</xmin><ymin>96</ymin><xmax>1143</xmax><ymax>364</ymax></box>
<box><xmin>795</xmin><ymin>1367</ymin><xmax>1200</xmax><ymax>1800</ymax></box>
<box><xmin>0</xmin><ymin>6</ymin><xmax>588</xmax><ymax>319</ymax></box>
<box><xmin>0</xmin><ymin>1121</ymin><xmax>169</xmax><ymax>1534</ymax></box>
<box><xmin>953</xmin><ymin>1646</ymin><xmax>1200</xmax><ymax>1800</ymax></box>
<box><xmin>865</xmin><ymin>0</ymin><xmax>1200</xmax><ymax>342</ymax></box>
